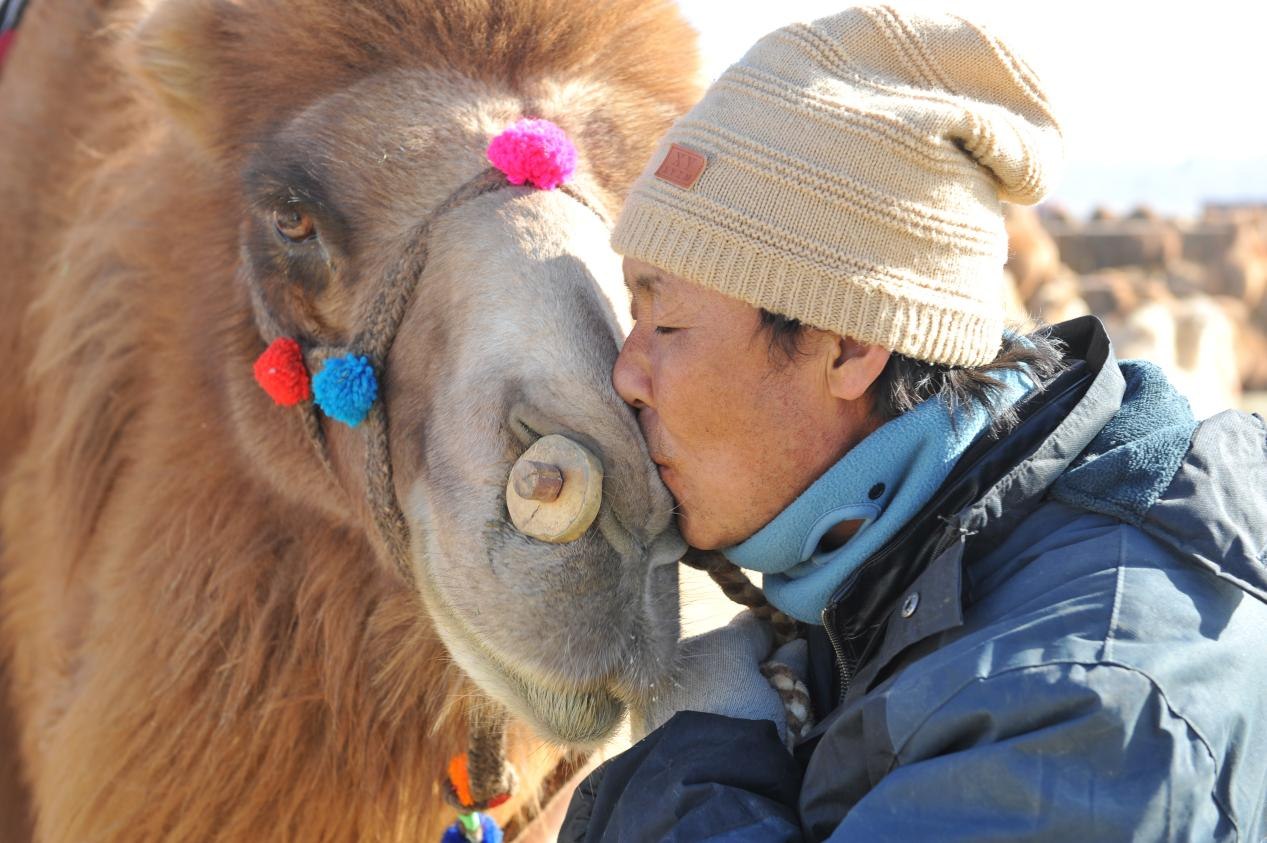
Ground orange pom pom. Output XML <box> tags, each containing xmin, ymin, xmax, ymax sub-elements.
<box><xmin>447</xmin><ymin>754</ymin><xmax>474</xmax><ymax>808</ymax></box>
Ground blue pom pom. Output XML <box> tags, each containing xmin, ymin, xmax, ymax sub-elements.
<box><xmin>441</xmin><ymin>813</ymin><xmax>502</xmax><ymax>843</ymax></box>
<box><xmin>312</xmin><ymin>354</ymin><xmax>378</xmax><ymax>427</ymax></box>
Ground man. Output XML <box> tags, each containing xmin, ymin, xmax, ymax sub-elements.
<box><xmin>561</xmin><ymin>6</ymin><xmax>1267</xmax><ymax>842</ymax></box>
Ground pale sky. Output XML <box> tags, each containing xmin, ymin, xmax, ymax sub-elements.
<box><xmin>676</xmin><ymin>1</ymin><xmax>1267</xmax><ymax>216</ymax></box>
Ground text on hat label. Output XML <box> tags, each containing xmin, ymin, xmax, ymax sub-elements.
<box><xmin>654</xmin><ymin>143</ymin><xmax>708</xmax><ymax>190</ymax></box>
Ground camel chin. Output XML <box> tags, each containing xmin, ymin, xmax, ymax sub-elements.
<box><xmin>427</xmin><ymin>602</ymin><xmax>626</xmax><ymax>746</ymax></box>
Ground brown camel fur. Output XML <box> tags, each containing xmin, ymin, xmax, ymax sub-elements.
<box><xmin>0</xmin><ymin>0</ymin><xmax>700</xmax><ymax>839</ymax></box>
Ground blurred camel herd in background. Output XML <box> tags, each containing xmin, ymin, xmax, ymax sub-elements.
<box><xmin>1004</xmin><ymin>201</ymin><xmax>1267</xmax><ymax>418</ymax></box>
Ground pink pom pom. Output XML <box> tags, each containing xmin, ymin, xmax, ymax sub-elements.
<box><xmin>486</xmin><ymin>119</ymin><xmax>577</xmax><ymax>190</ymax></box>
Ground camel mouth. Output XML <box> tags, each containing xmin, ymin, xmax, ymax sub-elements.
<box><xmin>424</xmin><ymin>588</ymin><xmax>628</xmax><ymax>744</ymax></box>
<box><xmin>502</xmin><ymin>663</ymin><xmax>625</xmax><ymax>745</ymax></box>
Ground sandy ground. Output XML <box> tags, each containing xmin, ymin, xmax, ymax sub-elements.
<box><xmin>680</xmin><ymin>563</ymin><xmax>748</xmax><ymax>635</ymax></box>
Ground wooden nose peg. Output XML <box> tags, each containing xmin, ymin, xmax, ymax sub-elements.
<box><xmin>506</xmin><ymin>434</ymin><xmax>603</xmax><ymax>543</ymax></box>
<box><xmin>511</xmin><ymin>460</ymin><xmax>564</xmax><ymax>502</ymax></box>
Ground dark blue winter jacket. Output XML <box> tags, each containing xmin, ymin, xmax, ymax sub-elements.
<box><xmin>561</xmin><ymin>316</ymin><xmax>1267</xmax><ymax>842</ymax></box>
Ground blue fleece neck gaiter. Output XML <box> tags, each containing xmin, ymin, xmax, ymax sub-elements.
<box><xmin>723</xmin><ymin>367</ymin><xmax>1035</xmax><ymax>623</ymax></box>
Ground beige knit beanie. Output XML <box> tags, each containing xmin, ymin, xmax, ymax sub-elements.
<box><xmin>611</xmin><ymin>5</ymin><xmax>1063</xmax><ymax>367</ymax></box>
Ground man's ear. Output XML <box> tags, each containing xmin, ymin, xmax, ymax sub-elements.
<box><xmin>825</xmin><ymin>335</ymin><xmax>890</xmax><ymax>402</ymax></box>
<box><xmin>131</xmin><ymin>0</ymin><xmax>228</xmax><ymax>141</ymax></box>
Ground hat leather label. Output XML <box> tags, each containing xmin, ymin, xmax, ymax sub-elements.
<box><xmin>654</xmin><ymin>144</ymin><xmax>707</xmax><ymax>189</ymax></box>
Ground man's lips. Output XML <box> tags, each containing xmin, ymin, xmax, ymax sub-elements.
<box><xmin>651</xmin><ymin>457</ymin><xmax>677</xmax><ymax>491</ymax></box>
<box><xmin>640</xmin><ymin>414</ymin><xmax>677</xmax><ymax>489</ymax></box>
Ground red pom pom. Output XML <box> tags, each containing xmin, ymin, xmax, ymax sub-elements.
<box><xmin>0</xmin><ymin>32</ymin><xmax>15</xmax><ymax>71</ymax></box>
<box><xmin>486</xmin><ymin>118</ymin><xmax>577</xmax><ymax>190</ymax></box>
<box><xmin>253</xmin><ymin>337</ymin><xmax>311</xmax><ymax>406</ymax></box>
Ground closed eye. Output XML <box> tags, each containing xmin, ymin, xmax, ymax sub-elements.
<box><xmin>510</xmin><ymin>416</ymin><xmax>542</xmax><ymax>448</ymax></box>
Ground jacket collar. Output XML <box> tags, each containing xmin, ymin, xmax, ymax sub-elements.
<box><xmin>821</xmin><ymin>316</ymin><xmax>1125</xmax><ymax>703</ymax></box>
<box><xmin>724</xmin><ymin>357</ymin><xmax>1034</xmax><ymax>624</ymax></box>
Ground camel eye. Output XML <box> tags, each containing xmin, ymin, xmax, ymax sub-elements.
<box><xmin>273</xmin><ymin>207</ymin><xmax>316</xmax><ymax>242</ymax></box>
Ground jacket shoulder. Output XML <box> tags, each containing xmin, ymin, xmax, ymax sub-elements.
<box><xmin>1140</xmin><ymin>409</ymin><xmax>1267</xmax><ymax>601</ymax></box>
<box><xmin>874</xmin><ymin>501</ymin><xmax>1267</xmax><ymax>838</ymax></box>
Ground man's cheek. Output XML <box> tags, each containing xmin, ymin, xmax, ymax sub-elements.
<box><xmin>653</xmin><ymin>373</ymin><xmax>697</xmax><ymax>431</ymax></box>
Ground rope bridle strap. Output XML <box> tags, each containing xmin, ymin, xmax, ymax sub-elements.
<box><xmin>250</xmin><ymin>118</ymin><xmax>603</xmax><ymax>842</ymax></box>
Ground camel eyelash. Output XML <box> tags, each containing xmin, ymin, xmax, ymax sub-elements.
<box><xmin>513</xmin><ymin>419</ymin><xmax>541</xmax><ymax>446</ymax></box>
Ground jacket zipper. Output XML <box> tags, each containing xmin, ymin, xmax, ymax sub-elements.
<box><xmin>822</xmin><ymin>606</ymin><xmax>854</xmax><ymax>701</ymax></box>
<box><xmin>821</xmin><ymin>530</ymin><xmax>955</xmax><ymax>703</ymax></box>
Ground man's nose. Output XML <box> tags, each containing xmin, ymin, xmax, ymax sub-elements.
<box><xmin>612</xmin><ymin>327</ymin><xmax>650</xmax><ymax>410</ymax></box>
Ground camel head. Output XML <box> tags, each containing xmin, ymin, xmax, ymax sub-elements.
<box><xmin>131</xmin><ymin>0</ymin><xmax>701</xmax><ymax>744</ymax></box>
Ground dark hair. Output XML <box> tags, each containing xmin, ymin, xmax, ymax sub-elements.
<box><xmin>757</xmin><ymin>309</ymin><xmax>1067</xmax><ymax>435</ymax></box>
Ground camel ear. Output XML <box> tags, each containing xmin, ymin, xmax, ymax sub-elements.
<box><xmin>132</xmin><ymin>0</ymin><xmax>226</xmax><ymax>139</ymax></box>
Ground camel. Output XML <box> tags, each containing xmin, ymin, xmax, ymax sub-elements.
<box><xmin>1096</xmin><ymin>282</ymin><xmax>1242</xmax><ymax>418</ymax></box>
<box><xmin>0</xmin><ymin>0</ymin><xmax>703</xmax><ymax>839</ymax></box>
<box><xmin>1004</xmin><ymin>207</ymin><xmax>1244</xmax><ymax>416</ymax></box>
<box><xmin>1003</xmin><ymin>205</ymin><xmax>1063</xmax><ymax>306</ymax></box>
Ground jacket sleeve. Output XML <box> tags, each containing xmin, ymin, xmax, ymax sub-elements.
<box><xmin>558</xmin><ymin>710</ymin><xmax>805</xmax><ymax>843</ymax></box>
<box><xmin>826</xmin><ymin>661</ymin><xmax>1229</xmax><ymax>842</ymax></box>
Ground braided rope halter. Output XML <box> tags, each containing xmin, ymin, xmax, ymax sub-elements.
<box><xmin>250</xmin><ymin>118</ymin><xmax>811</xmax><ymax>840</ymax></box>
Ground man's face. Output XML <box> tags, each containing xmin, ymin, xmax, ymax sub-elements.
<box><xmin>613</xmin><ymin>258</ymin><xmax>881</xmax><ymax>550</ymax></box>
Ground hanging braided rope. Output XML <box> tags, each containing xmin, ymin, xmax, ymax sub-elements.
<box><xmin>682</xmin><ymin>549</ymin><xmax>799</xmax><ymax>643</ymax></box>
<box><xmin>683</xmin><ymin>549</ymin><xmax>815</xmax><ymax>747</ymax></box>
